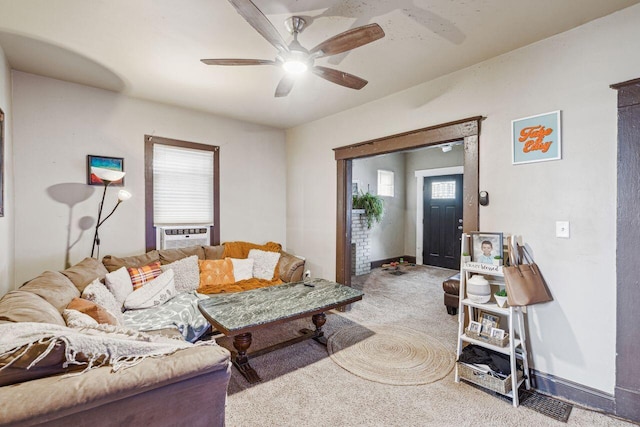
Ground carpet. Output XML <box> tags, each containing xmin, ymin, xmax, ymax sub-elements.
<box><xmin>327</xmin><ymin>323</ymin><xmax>455</xmax><ymax>385</ymax></box>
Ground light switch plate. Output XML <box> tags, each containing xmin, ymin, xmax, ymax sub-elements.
<box><xmin>556</xmin><ymin>221</ymin><xmax>570</xmax><ymax>238</ymax></box>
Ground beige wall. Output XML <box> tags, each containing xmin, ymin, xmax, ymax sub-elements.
<box><xmin>286</xmin><ymin>5</ymin><xmax>640</xmax><ymax>393</ymax></box>
<box><xmin>12</xmin><ymin>72</ymin><xmax>286</xmax><ymax>286</ymax></box>
<box><xmin>0</xmin><ymin>47</ymin><xmax>14</xmax><ymax>295</ymax></box>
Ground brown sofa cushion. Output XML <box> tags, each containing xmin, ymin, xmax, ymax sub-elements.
<box><xmin>204</xmin><ymin>244</ymin><xmax>225</xmax><ymax>260</ymax></box>
<box><xmin>0</xmin><ymin>291</ymin><xmax>65</xmax><ymax>325</ymax></box>
<box><xmin>61</xmin><ymin>258</ymin><xmax>109</xmax><ymax>292</ymax></box>
<box><xmin>20</xmin><ymin>271</ymin><xmax>80</xmax><ymax>313</ymax></box>
<box><xmin>279</xmin><ymin>251</ymin><xmax>305</xmax><ymax>283</ymax></box>
<box><xmin>102</xmin><ymin>250</ymin><xmax>160</xmax><ymax>273</ymax></box>
<box><xmin>67</xmin><ymin>298</ymin><xmax>119</xmax><ymax>326</ymax></box>
<box><xmin>158</xmin><ymin>246</ymin><xmax>205</xmax><ymax>264</ymax></box>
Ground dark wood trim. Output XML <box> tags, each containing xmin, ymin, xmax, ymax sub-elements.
<box><xmin>333</xmin><ymin>117</ymin><xmax>482</xmax><ymax>161</ymax></box>
<box><xmin>144</xmin><ymin>135</ymin><xmax>220</xmax><ymax>252</ymax></box>
<box><xmin>613</xmin><ymin>78</ymin><xmax>640</xmax><ymax>423</ymax></box>
<box><xmin>336</xmin><ymin>159</ymin><xmax>352</xmax><ymax>286</ymax></box>
<box><xmin>334</xmin><ymin>117</ymin><xmax>482</xmax><ymax>284</ymax></box>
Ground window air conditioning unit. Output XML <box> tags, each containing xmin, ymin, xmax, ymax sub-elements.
<box><xmin>158</xmin><ymin>226</ymin><xmax>210</xmax><ymax>250</ymax></box>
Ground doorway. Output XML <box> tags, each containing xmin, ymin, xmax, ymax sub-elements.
<box><xmin>423</xmin><ymin>173</ymin><xmax>463</xmax><ymax>269</ymax></box>
<box><xmin>334</xmin><ymin>117</ymin><xmax>482</xmax><ymax>286</ymax></box>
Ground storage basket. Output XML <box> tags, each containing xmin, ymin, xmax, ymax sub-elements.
<box><xmin>465</xmin><ymin>328</ymin><xmax>509</xmax><ymax>347</ymax></box>
<box><xmin>457</xmin><ymin>362</ymin><xmax>521</xmax><ymax>395</ymax></box>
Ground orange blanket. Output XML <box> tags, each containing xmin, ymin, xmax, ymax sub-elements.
<box><xmin>198</xmin><ymin>241</ymin><xmax>283</xmax><ymax>294</ymax></box>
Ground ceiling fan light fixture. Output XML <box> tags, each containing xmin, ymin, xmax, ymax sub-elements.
<box><xmin>283</xmin><ymin>59</ymin><xmax>308</xmax><ymax>74</ymax></box>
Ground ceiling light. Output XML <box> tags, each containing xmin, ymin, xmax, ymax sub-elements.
<box><xmin>441</xmin><ymin>145</ymin><xmax>453</xmax><ymax>153</ymax></box>
<box><xmin>283</xmin><ymin>59</ymin><xmax>308</xmax><ymax>74</ymax></box>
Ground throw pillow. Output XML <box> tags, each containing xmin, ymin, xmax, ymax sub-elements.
<box><xmin>228</xmin><ymin>257</ymin><xmax>254</xmax><ymax>281</ymax></box>
<box><xmin>67</xmin><ymin>298</ymin><xmax>119</xmax><ymax>326</ymax></box>
<box><xmin>104</xmin><ymin>266</ymin><xmax>134</xmax><ymax>307</ymax></box>
<box><xmin>198</xmin><ymin>259</ymin><xmax>235</xmax><ymax>291</ymax></box>
<box><xmin>63</xmin><ymin>308</ymin><xmax>99</xmax><ymax>328</ymax></box>
<box><xmin>82</xmin><ymin>278</ymin><xmax>124</xmax><ymax>325</ymax></box>
<box><xmin>124</xmin><ymin>269</ymin><xmax>177</xmax><ymax>310</ymax></box>
<box><xmin>248</xmin><ymin>249</ymin><xmax>281</xmax><ymax>280</ymax></box>
<box><xmin>127</xmin><ymin>261</ymin><xmax>162</xmax><ymax>290</ymax></box>
<box><xmin>160</xmin><ymin>255</ymin><xmax>200</xmax><ymax>293</ymax></box>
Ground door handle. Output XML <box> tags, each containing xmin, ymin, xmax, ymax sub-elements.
<box><xmin>458</xmin><ymin>219</ymin><xmax>463</xmax><ymax>223</ymax></box>
<box><xmin>457</xmin><ymin>226</ymin><xmax>463</xmax><ymax>230</ymax></box>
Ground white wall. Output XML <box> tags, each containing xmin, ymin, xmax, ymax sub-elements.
<box><xmin>286</xmin><ymin>5</ymin><xmax>640</xmax><ymax>394</ymax></box>
<box><xmin>0</xmin><ymin>47</ymin><xmax>14</xmax><ymax>295</ymax></box>
<box><xmin>12</xmin><ymin>72</ymin><xmax>286</xmax><ymax>286</ymax></box>
<box><xmin>352</xmin><ymin>152</ymin><xmax>405</xmax><ymax>261</ymax></box>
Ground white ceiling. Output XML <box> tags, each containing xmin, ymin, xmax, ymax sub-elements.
<box><xmin>0</xmin><ymin>0</ymin><xmax>638</xmax><ymax>129</ymax></box>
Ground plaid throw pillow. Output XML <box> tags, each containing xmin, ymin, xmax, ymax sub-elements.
<box><xmin>127</xmin><ymin>261</ymin><xmax>162</xmax><ymax>290</ymax></box>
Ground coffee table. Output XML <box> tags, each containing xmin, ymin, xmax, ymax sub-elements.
<box><xmin>197</xmin><ymin>278</ymin><xmax>364</xmax><ymax>383</ymax></box>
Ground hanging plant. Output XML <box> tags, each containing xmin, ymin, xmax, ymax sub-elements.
<box><xmin>352</xmin><ymin>191</ymin><xmax>384</xmax><ymax>229</ymax></box>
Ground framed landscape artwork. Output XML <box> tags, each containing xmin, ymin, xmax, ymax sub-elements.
<box><xmin>87</xmin><ymin>155</ymin><xmax>125</xmax><ymax>186</ymax></box>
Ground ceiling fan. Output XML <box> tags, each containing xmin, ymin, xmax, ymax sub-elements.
<box><xmin>201</xmin><ymin>0</ymin><xmax>385</xmax><ymax>97</ymax></box>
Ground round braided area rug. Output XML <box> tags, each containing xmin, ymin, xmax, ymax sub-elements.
<box><xmin>327</xmin><ymin>324</ymin><xmax>455</xmax><ymax>385</ymax></box>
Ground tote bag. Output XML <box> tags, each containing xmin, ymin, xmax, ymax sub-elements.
<box><xmin>503</xmin><ymin>242</ymin><xmax>553</xmax><ymax>306</ymax></box>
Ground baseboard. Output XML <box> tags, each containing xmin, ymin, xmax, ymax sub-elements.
<box><xmin>370</xmin><ymin>256</ymin><xmax>417</xmax><ymax>269</ymax></box>
<box><xmin>530</xmin><ymin>369</ymin><xmax>615</xmax><ymax>413</ymax></box>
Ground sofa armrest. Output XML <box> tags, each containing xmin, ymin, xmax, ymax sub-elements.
<box><xmin>0</xmin><ymin>345</ymin><xmax>231</xmax><ymax>427</ymax></box>
<box><xmin>279</xmin><ymin>251</ymin><xmax>305</xmax><ymax>283</ymax></box>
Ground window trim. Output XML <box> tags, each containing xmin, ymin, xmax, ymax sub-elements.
<box><xmin>144</xmin><ymin>135</ymin><xmax>220</xmax><ymax>251</ymax></box>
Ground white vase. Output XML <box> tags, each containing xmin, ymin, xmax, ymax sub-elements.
<box><xmin>495</xmin><ymin>294</ymin><xmax>508</xmax><ymax>308</ymax></box>
<box><xmin>467</xmin><ymin>275</ymin><xmax>491</xmax><ymax>303</ymax></box>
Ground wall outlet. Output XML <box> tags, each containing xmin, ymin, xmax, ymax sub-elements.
<box><xmin>556</xmin><ymin>221</ymin><xmax>570</xmax><ymax>238</ymax></box>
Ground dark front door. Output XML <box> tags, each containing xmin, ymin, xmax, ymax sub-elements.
<box><xmin>423</xmin><ymin>174</ymin><xmax>463</xmax><ymax>269</ymax></box>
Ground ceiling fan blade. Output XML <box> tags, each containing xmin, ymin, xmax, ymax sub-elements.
<box><xmin>274</xmin><ymin>74</ymin><xmax>296</xmax><ymax>97</ymax></box>
<box><xmin>228</xmin><ymin>0</ymin><xmax>289</xmax><ymax>53</ymax></box>
<box><xmin>201</xmin><ymin>59</ymin><xmax>275</xmax><ymax>66</ymax></box>
<box><xmin>312</xmin><ymin>66</ymin><xmax>368</xmax><ymax>90</ymax></box>
<box><xmin>310</xmin><ymin>23</ymin><xmax>385</xmax><ymax>58</ymax></box>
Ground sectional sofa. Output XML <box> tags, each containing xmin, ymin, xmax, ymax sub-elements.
<box><xmin>0</xmin><ymin>242</ymin><xmax>305</xmax><ymax>426</ymax></box>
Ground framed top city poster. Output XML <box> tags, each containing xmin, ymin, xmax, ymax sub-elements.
<box><xmin>511</xmin><ymin>110</ymin><xmax>562</xmax><ymax>165</ymax></box>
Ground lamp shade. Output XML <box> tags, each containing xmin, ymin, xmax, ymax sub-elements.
<box><xmin>117</xmin><ymin>189</ymin><xmax>132</xmax><ymax>202</ymax></box>
<box><xmin>91</xmin><ymin>167</ymin><xmax>125</xmax><ymax>182</ymax></box>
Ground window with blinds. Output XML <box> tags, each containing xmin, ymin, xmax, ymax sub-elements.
<box><xmin>377</xmin><ymin>169</ymin><xmax>394</xmax><ymax>197</ymax></box>
<box><xmin>153</xmin><ymin>144</ymin><xmax>214</xmax><ymax>226</ymax></box>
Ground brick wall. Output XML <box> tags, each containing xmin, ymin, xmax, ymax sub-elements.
<box><xmin>351</xmin><ymin>209</ymin><xmax>370</xmax><ymax>276</ymax></box>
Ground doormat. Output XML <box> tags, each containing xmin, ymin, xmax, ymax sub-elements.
<box><xmin>388</xmin><ymin>270</ymin><xmax>406</xmax><ymax>276</ymax></box>
<box><xmin>519</xmin><ymin>390</ymin><xmax>573</xmax><ymax>423</ymax></box>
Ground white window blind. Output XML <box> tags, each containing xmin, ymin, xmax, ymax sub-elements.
<box><xmin>153</xmin><ymin>144</ymin><xmax>214</xmax><ymax>226</ymax></box>
<box><xmin>377</xmin><ymin>170</ymin><xmax>394</xmax><ymax>197</ymax></box>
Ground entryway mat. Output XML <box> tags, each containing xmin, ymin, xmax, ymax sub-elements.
<box><xmin>519</xmin><ymin>390</ymin><xmax>573</xmax><ymax>423</ymax></box>
<box><xmin>388</xmin><ymin>270</ymin><xmax>406</xmax><ymax>276</ymax></box>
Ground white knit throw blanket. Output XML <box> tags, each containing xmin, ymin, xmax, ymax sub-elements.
<box><xmin>0</xmin><ymin>322</ymin><xmax>207</xmax><ymax>373</ymax></box>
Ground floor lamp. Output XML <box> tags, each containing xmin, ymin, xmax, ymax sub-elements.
<box><xmin>90</xmin><ymin>167</ymin><xmax>131</xmax><ymax>259</ymax></box>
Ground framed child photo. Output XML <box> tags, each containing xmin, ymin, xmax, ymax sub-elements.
<box><xmin>470</xmin><ymin>232</ymin><xmax>503</xmax><ymax>265</ymax></box>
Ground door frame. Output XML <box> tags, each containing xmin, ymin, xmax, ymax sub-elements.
<box><xmin>415</xmin><ymin>166</ymin><xmax>464</xmax><ymax>265</ymax></box>
<box><xmin>333</xmin><ymin>117</ymin><xmax>481</xmax><ymax>286</ymax></box>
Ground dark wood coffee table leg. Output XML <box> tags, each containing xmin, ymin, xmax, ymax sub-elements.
<box><xmin>232</xmin><ymin>332</ymin><xmax>261</xmax><ymax>383</ymax></box>
<box><xmin>311</xmin><ymin>312</ymin><xmax>327</xmax><ymax>345</ymax></box>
